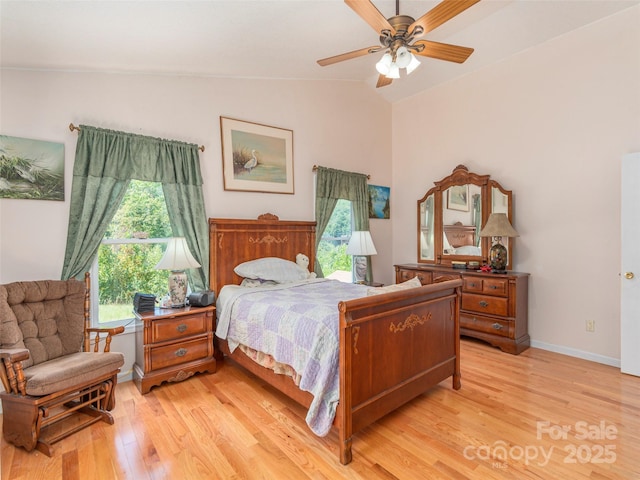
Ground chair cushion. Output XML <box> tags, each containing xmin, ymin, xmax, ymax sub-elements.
<box><xmin>0</xmin><ymin>286</ymin><xmax>27</xmax><ymax>350</ymax></box>
<box><xmin>23</xmin><ymin>352</ymin><xmax>125</xmax><ymax>396</ymax></box>
<box><xmin>2</xmin><ymin>279</ymin><xmax>85</xmax><ymax>368</ymax></box>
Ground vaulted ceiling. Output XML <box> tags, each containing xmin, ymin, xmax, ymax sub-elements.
<box><xmin>1</xmin><ymin>1</ymin><xmax>637</xmax><ymax>103</ymax></box>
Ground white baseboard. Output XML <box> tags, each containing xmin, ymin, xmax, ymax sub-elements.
<box><xmin>530</xmin><ymin>339</ymin><xmax>620</xmax><ymax>368</ymax></box>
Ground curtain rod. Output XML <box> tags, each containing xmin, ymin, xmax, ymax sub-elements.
<box><xmin>68</xmin><ymin>123</ymin><xmax>205</xmax><ymax>152</ymax></box>
<box><xmin>312</xmin><ymin>164</ymin><xmax>370</xmax><ymax>180</ymax></box>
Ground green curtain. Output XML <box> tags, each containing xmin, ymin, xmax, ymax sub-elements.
<box><xmin>314</xmin><ymin>166</ymin><xmax>371</xmax><ymax>281</ymax></box>
<box><xmin>62</xmin><ymin>125</ymin><xmax>209</xmax><ymax>291</ymax></box>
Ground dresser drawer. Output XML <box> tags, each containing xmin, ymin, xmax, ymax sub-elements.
<box><xmin>397</xmin><ymin>268</ymin><xmax>431</xmax><ymax>285</ymax></box>
<box><xmin>149</xmin><ymin>335</ymin><xmax>211</xmax><ymax>371</ymax></box>
<box><xmin>151</xmin><ymin>311</ymin><xmax>210</xmax><ymax>343</ymax></box>
<box><xmin>460</xmin><ymin>313</ymin><xmax>511</xmax><ymax>337</ymax></box>
<box><xmin>462</xmin><ymin>293</ymin><xmax>508</xmax><ymax>316</ymax></box>
<box><xmin>463</xmin><ymin>277</ymin><xmax>508</xmax><ymax>297</ymax></box>
<box><xmin>433</xmin><ymin>272</ymin><xmax>461</xmax><ymax>283</ymax></box>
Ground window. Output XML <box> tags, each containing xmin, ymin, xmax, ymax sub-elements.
<box><xmin>91</xmin><ymin>180</ymin><xmax>172</xmax><ymax>326</ymax></box>
<box><xmin>317</xmin><ymin>199</ymin><xmax>353</xmax><ymax>282</ymax></box>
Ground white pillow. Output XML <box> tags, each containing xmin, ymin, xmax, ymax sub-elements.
<box><xmin>454</xmin><ymin>245</ymin><xmax>482</xmax><ymax>255</ymax></box>
<box><xmin>234</xmin><ymin>257</ymin><xmax>309</xmax><ymax>284</ymax></box>
<box><xmin>366</xmin><ymin>276</ymin><xmax>422</xmax><ymax>296</ymax></box>
<box><xmin>240</xmin><ymin>278</ymin><xmax>278</xmax><ymax>288</ymax></box>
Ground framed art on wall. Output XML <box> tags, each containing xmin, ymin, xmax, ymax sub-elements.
<box><xmin>0</xmin><ymin>135</ymin><xmax>64</xmax><ymax>201</ymax></box>
<box><xmin>220</xmin><ymin>117</ymin><xmax>294</xmax><ymax>194</ymax></box>
<box><xmin>447</xmin><ymin>185</ymin><xmax>469</xmax><ymax>211</ymax></box>
<box><xmin>368</xmin><ymin>184</ymin><xmax>390</xmax><ymax>219</ymax></box>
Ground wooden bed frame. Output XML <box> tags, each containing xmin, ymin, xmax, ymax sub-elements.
<box><xmin>209</xmin><ymin>214</ymin><xmax>462</xmax><ymax>464</ymax></box>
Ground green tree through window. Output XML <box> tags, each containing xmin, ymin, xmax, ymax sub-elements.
<box><xmin>317</xmin><ymin>199</ymin><xmax>352</xmax><ymax>279</ymax></box>
<box><xmin>96</xmin><ymin>180</ymin><xmax>172</xmax><ymax>324</ymax></box>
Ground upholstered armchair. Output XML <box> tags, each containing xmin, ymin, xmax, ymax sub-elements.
<box><xmin>0</xmin><ymin>273</ymin><xmax>124</xmax><ymax>455</ymax></box>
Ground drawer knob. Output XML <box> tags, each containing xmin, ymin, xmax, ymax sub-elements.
<box><xmin>469</xmin><ymin>283</ymin><xmax>477</xmax><ymax>287</ymax></box>
<box><xmin>489</xmin><ymin>285</ymin><xmax>498</xmax><ymax>289</ymax></box>
<box><xmin>492</xmin><ymin>323</ymin><xmax>503</xmax><ymax>330</ymax></box>
<box><xmin>175</xmin><ymin>348</ymin><xmax>187</xmax><ymax>357</ymax></box>
<box><xmin>177</xmin><ymin>324</ymin><xmax>188</xmax><ymax>333</ymax></box>
<box><xmin>479</xmin><ymin>301</ymin><xmax>489</xmax><ymax>308</ymax></box>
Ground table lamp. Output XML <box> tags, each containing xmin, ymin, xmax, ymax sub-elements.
<box><xmin>479</xmin><ymin>213</ymin><xmax>519</xmax><ymax>273</ymax></box>
<box><xmin>155</xmin><ymin>237</ymin><xmax>201</xmax><ymax>307</ymax></box>
<box><xmin>346</xmin><ymin>231</ymin><xmax>377</xmax><ymax>283</ymax></box>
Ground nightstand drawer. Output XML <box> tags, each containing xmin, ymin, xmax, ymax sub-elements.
<box><xmin>151</xmin><ymin>311</ymin><xmax>210</xmax><ymax>343</ymax></box>
<box><xmin>149</xmin><ymin>335</ymin><xmax>211</xmax><ymax>371</ymax></box>
<box><xmin>462</xmin><ymin>293</ymin><xmax>508</xmax><ymax>316</ymax></box>
<box><xmin>460</xmin><ymin>313</ymin><xmax>510</xmax><ymax>337</ymax></box>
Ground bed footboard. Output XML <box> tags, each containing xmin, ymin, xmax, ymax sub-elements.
<box><xmin>337</xmin><ymin>279</ymin><xmax>462</xmax><ymax>464</ymax></box>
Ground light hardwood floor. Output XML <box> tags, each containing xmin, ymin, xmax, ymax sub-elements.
<box><xmin>2</xmin><ymin>339</ymin><xmax>639</xmax><ymax>479</ymax></box>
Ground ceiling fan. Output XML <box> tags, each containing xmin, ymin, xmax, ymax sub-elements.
<box><xmin>317</xmin><ymin>0</ymin><xmax>480</xmax><ymax>88</ymax></box>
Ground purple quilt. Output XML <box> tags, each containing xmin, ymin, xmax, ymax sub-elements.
<box><xmin>216</xmin><ymin>279</ymin><xmax>369</xmax><ymax>436</ymax></box>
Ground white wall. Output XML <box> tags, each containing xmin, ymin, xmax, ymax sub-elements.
<box><xmin>392</xmin><ymin>6</ymin><xmax>640</xmax><ymax>364</ymax></box>
<box><xmin>0</xmin><ymin>72</ymin><xmax>393</xmax><ymax>378</ymax></box>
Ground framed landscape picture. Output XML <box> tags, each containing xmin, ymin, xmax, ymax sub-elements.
<box><xmin>220</xmin><ymin>117</ymin><xmax>294</xmax><ymax>194</ymax></box>
<box><xmin>447</xmin><ymin>185</ymin><xmax>469</xmax><ymax>211</ymax></box>
<box><xmin>0</xmin><ymin>135</ymin><xmax>64</xmax><ymax>201</ymax></box>
<box><xmin>368</xmin><ymin>184</ymin><xmax>390</xmax><ymax>219</ymax></box>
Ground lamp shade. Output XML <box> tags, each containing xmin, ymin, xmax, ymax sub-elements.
<box><xmin>406</xmin><ymin>54</ymin><xmax>421</xmax><ymax>74</ymax></box>
<box><xmin>376</xmin><ymin>53</ymin><xmax>392</xmax><ymax>75</ymax></box>
<box><xmin>346</xmin><ymin>231</ymin><xmax>378</xmax><ymax>256</ymax></box>
<box><xmin>395</xmin><ymin>46</ymin><xmax>411</xmax><ymax>68</ymax></box>
<box><xmin>386</xmin><ymin>63</ymin><xmax>400</xmax><ymax>79</ymax></box>
<box><xmin>479</xmin><ymin>213</ymin><xmax>519</xmax><ymax>238</ymax></box>
<box><xmin>155</xmin><ymin>237</ymin><xmax>201</xmax><ymax>271</ymax></box>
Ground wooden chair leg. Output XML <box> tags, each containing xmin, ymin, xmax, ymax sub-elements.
<box><xmin>1</xmin><ymin>398</ymin><xmax>39</xmax><ymax>452</ymax></box>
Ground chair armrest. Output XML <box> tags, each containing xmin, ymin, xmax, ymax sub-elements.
<box><xmin>85</xmin><ymin>326</ymin><xmax>125</xmax><ymax>353</ymax></box>
<box><xmin>0</xmin><ymin>348</ymin><xmax>30</xmax><ymax>395</ymax></box>
<box><xmin>0</xmin><ymin>348</ymin><xmax>30</xmax><ymax>363</ymax></box>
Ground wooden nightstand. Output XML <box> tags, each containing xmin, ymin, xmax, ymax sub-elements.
<box><xmin>133</xmin><ymin>305</ymin><xmax>216</xmax><ymax>394</ymax></box>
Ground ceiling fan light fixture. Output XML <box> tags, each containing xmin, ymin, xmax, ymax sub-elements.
<box><xmin>387</xmin><ymin>63</ymin><xmax>400</xmax><ymax>79</ymax></box>
<box><xmin>375</xmin><ymin>53</ymin><xmax>392</xmax><ymax>75</ymax></box>
<box><xmin>395</xmin><ymin>46</ymin><xmax>411</xmax><ymax>68</ymax></box>
<box><xmin>406</xmin><ymin>54</ymin><xmax>421</xmax><ymax>75</ymax></box>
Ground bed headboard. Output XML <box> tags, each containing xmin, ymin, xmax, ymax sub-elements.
<box><xmin>208</xmin><ymin>213</ymin><xmax>316</xmax><ymax>295</ymax></box>
<box><xmin>444</xmin><ymin>222</ymin><xmax>477</xmax><ymax>248</ymax></box>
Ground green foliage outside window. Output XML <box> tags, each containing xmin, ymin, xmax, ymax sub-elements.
<box><xmin>98</xmin><ymin>180</ymin><xmax>172</xmax><ymax>322</ymax></box>
<box><xmin>317</xmin><ymin>199</ymin><xmax>352</xmax><ymax>278</ymax></box>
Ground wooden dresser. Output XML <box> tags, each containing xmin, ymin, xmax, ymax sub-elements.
<box><xmin>395</xmin><ymin>264</ymin><xmax>530</xmax><ymax>354</ymax></box>
<box><xmin>133</xmin><ymin>305</ymin><xmax>216</xmax><ymax>394</ymax></box>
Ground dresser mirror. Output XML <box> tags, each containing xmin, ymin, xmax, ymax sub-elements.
<box><xmin>418</xmin><ymin>165</ymin><xmax>514</xmax><ymax>269</ymax></box>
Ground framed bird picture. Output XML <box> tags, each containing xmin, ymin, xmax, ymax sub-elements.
<box><xmin>0</xmin><ymin>135</ymin><xmax>64</xmax><ymax>201</ymax></box>
<box><xmin>220</xmin><ymin>116</ymin><xmax>294</xmax><ymax>194</ymax></box>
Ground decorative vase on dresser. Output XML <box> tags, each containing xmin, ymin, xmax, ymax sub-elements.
<box><xmin>408</xmin><ymin>165</ymin><xmax>530</xmax><ymax>354</ymax></box>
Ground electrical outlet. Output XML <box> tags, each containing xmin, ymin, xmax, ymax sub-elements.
<box><xmin>586</xmin><ymin>319</ymin><xmax>595</xmax><ymax>332</ymax></box>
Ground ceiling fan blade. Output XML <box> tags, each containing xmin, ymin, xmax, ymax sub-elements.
<box><xmin>345</xmin><ymin>0</ymin><xmax>396</xmax><ymax>36</ymax></box>
<box><xmin>317</xmin><ymin>46</ymin><xmax>381</xmax><ymax>66</ymax></box>
<box><xmin>376</xmin><ymin>75</ymin><xmax>393</xmax><ymax>88</ymax></box>
<box><xmin>409</xmin><ymin>0</ymin><xmax>480</xmax><ymax>37</ymax></box>
<box><xmin>413</xmin><ymin>40</ymin><xmax>474</xmax><ymax>63</ymax></box>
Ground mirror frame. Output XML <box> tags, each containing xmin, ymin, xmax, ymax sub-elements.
<box><xmin>417</xmin><ymin>165</ymin><xmax>514</xmax><ymax>270</ymax></box>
